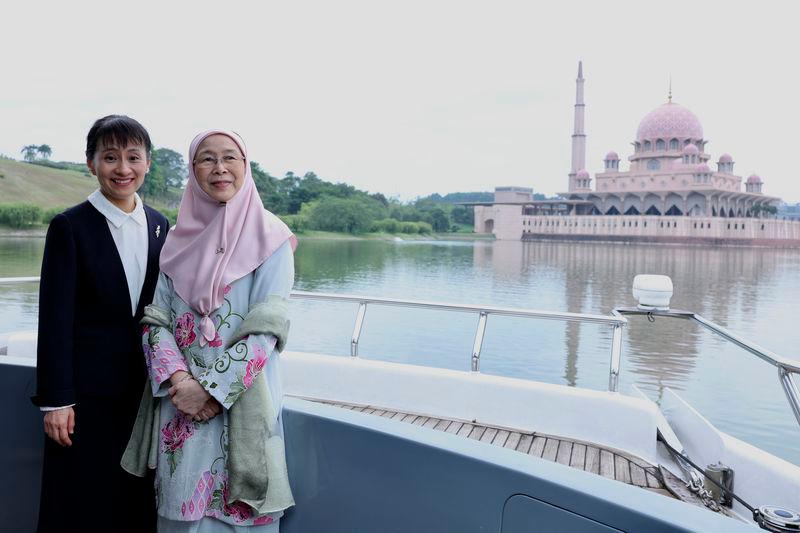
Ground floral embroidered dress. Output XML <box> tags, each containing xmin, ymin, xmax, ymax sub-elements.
<box><xmin>144</xmin><ymin>240</ymin><xmax>294</xmax><ymax>530</ymax></box>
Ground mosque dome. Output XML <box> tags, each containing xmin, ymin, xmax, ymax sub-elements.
<box><xmin>695</xmin><ymin>163</ymin><xmax>711</xmax><ymax>173</ymax></box>
<box><xmin>636</xmin><ymin>102</ymin><xmax>704</xmax><ymax>141</ymax></box>
<box><xmin>576</xmin><ymin>169</ymin><xmax>590</xmax><ymax>178</ymax></box>
<box><xmin>747</xmin><ymin>174</ymin><xmax>762</xmax><ymax>184</ymax></box>
<box><xmin>605</xmin><ymin>151</ymin><xmax>619</xmax><ymax>160</ymax></box>
<box><xmin>718</xmin><ymin>153</ymin><xmax>733</xmax><ymax>163</ymax></box>
<box><xmin>682</xmin><ymin>144</ymin><xmax>699</xmax><ymax>155</ymax></box>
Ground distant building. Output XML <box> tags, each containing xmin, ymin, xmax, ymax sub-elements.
<box><xmin>472</xmin><ymin>62</ymin><xmax>800</xmax><ymax>246</ymax></box>
<box><xmin>563</xmin><ymin>61</ymin><xmax>776</xmax><ymax>218</ymax></box>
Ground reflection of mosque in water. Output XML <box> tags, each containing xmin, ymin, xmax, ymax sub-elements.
<box><xmin>473</xmin><ymin>240</ymin><xmax>781</xmax><ymax>397</ymax></box>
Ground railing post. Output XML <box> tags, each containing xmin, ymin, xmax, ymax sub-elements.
<box><xmin>608</xmin><ymin>323</ymin><xmax>623</xmax><ymax>392</ymax></box>
<box><xmin>779</xmin><ymin>368</ymin><xmax>800</xmax><ymax>426</ymax></box>
<box><xmin>351</xmin><ymin>302</ymin><xmax>367</xmax><ymax>357</ymax></box>
<box><xmin>471</xmin><ymin>311</ymin><xmax>488</xmax><ymax>372</ymax></box>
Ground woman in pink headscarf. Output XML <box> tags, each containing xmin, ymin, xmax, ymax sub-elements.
<box><xmin>126</xmin><ymin>131</ymin><xmax>296</xmax><ymax>532</ymax></box>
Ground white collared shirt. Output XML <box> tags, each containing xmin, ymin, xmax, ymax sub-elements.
<box><xmin>87</xmin><ymin>189</ymin><xmax>149</xmax><ymax>315</ymax></box>
<box><xmin>42</xmin><ymin>190</ymin><xmax>150</xmax><ymax>412</ymax></box>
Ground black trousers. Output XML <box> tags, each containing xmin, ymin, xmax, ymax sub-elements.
<box><xmin>37</xmin><ymin>395</ymin><xmax>156</xmax><ymax>533</ymax></box>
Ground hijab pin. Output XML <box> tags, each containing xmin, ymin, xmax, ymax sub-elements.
<box><xmin>155</xmin><ymin>225</ymin><xmax>161</xmax><ymax>238</ymax></box>
<box><xmin>215</xmin><ymin>247</ymin><xmax>225</xmax><ymax>254</ymax></box>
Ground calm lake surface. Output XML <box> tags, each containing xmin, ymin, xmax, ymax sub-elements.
<box><xmin>2</xmin><ymin>236</ymin><xmax>799</xmax><ymax>465</ymax></box>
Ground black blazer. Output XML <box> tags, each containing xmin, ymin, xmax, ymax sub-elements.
<box><xmin>32</xmin><ymin>201</ymin><xmax>169</xmax><ymax>406</ymax></box>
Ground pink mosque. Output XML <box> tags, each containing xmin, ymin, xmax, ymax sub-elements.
<box><xmin>473</xmin><ymin>62</ymin><xmax>800</xmax><ymax>245</ymax></box>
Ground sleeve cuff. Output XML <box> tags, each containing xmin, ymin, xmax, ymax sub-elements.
<box><xmin>40</xmin><ymin>404</ymin><xmax>76</xmax><ymax>412</ymax></box>
<box><xmin>31</xmin><ymin>389</ymin><xmax>76</xmax><ymax>408</ymax></box>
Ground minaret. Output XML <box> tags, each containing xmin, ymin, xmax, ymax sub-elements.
<box><xmin>569</xmin><ymin>61</ymin><xmax>587</xmax><ymax>192</ymax></box>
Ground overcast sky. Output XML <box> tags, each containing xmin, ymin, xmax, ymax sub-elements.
<box><xmin>2</xmin><ymin>0</ymin><xmax>798</xmax><ymax>202</ymax></box>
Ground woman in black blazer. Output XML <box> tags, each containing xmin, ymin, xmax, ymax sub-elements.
<box><xmin>32</xmin><ymin>115</ymin><xmax>170</xmax><ymax>532</ymax></box>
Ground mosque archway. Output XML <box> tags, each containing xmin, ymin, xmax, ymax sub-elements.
<box><xmin>484</xmin><ymin>219</ymin><xmax>494</xmax><ymax>233</ymax></box>
<box><xmin>645</xmin><ymin>205</ymin><xmax>661</xmax><ymax>215</ymax></box>
<box><xmin>665</xmin><ymin>205</ymin><xmax>683</xmax><ymax>216</ymax></box>
<box><xmin>606</xmin><ymin>206</ymin><xmax>620</xmax><ymax>215</ymax></box>
<box><xmin>624</xmin><ymin>206</ymin><xmax>641</xmax><ymax>215</ymax></box>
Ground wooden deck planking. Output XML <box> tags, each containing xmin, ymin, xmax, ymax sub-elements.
<box><xmin>556</xmin><ymin>440</ymin><xmax>573</xmax><ymax>466</ymax></box>
<box><xmin>313</xmin><ymin>400</ymin><xmax>666</xmax><ymax>493</ymax></box>
<box><xmin>542</xmin><ymin>438</ymin><xmax>560</xmax><ymax>462</ymax></box>
<box><xmin>614</xmin><ymin>455</ymin><xmax>632</xmax><ymax>484</ymax></box>
<box><xmin>599</xmin><ymin>450</ymin><xmax>615</xmax><ymax>480</ymax></box>
<box><xmin>457</xmin><ymin>423</ymin><xmax>474</xmax><ymax>438</ymax></box>
<box><xmin>529</xmin><ymin>436</ymin><xmax>547</xmax><ymax>458</ymax></box>
<box><xmin>493</xmin><ymin>429</ymin><xmax>510</xmax><ymax>447</ymax></box>
<box><xmin>629</xmin><ymin>463</ymin><xmax>648</xmax><ymax>487</ymax></box>
<box><xmin>468</xmin><ymin>425</ymin><xmax>487</xmax><ymax>441</ymax></box>
<box><xmin>480</xmin><ymin>427</ymin><xmax>498</xmax><ymax>443</ymax></box>
<box><xmin>517</xmin><ymin>434</ymin><xmax>534</xmax><ymax>454</ymax></box>
<box><xmin>570</xmin><ymin>443</ymin><xmax>586</xmax><ymax>469</ymax></box>
<box><xmin>585</xmin><ymin>446</ymin><xmax>600</xmax><ymax>475</ymax></box>
<box><xmin>646</xmin><ymin>471</ymin><xmax>663</xmax><ymax>489</ymax></box>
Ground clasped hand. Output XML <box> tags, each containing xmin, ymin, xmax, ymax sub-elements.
<box><xmin>169</xmin><ymin>372</ymin><xmax>222</xmax><ymax>422</ymax></box>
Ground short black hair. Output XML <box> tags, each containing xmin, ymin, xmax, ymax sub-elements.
<box><xmin>85</xmin><ymin>115</ymin><xmax>152</xmax><ymax>160</ymax></box>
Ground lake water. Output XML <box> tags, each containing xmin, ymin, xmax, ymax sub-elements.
<box><xmin>1</xmin><ymin>236</ymin><xmax>799</xmax><ymax>465</ymax></box>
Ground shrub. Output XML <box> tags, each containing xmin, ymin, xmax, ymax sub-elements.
<box><xmin>0</xmin><ymin>203</ymin><xmax>42</xmax><ymax>228</ymax></box>
<box><xmin>371</xmin><ymin>218</ymin><xmax>399</xmax><ymax>233</ymax></box>
<box><xmin>161</xmin><ymin>208</ymin><xmax>179</xmax><ymax>227</ymax></box>
<box><xmin>397</xmin><ymin>221</ymin><xmax>431</xmax><ymax>234</ymax></box>
<box><xmin>307</xmin><ymin>197</ymin><xmax>377</xmax><ymax>234</ymax></box>
<box><xmin>42</xmin><ymin>207</ymin><xmax>66</xmax><ymax>223</ymax></box>
<box><xmin>280</xmin><ymin>214</ymin><xmax>308</xmax><ymax>233</ymax></box>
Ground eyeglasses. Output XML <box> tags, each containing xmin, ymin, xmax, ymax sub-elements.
<box><xmin>193</xmin><ymin>155</ymin><xmax>245</xmax><ymax>169</ymax></box>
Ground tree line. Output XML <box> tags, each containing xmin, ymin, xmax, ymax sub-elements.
<box><xmin>140</xmin><ymin>149</ymin><xmax>481</xmax><ymax>234</ymax></box>
<box><xmin>14</xmin><ymin>144</ymin><xmax>487</xmax><ymax>234</ymax></box>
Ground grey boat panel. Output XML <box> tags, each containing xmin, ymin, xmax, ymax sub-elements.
<box><xmin>502</xmin><ymin>495</ymin><xmax>622</xmax><ymax>532</ymax></box>
<box><xmin>2</xmin><ymin>361</ymin><xmax>751</xmax><ymax>532</ymax></box>
<box><xmin>280</xmin><ymin>398</ymin><xmax>751</xmax><ymax>533</ymax></box>
<box><xmin>1</xmin><ymin>360</ymin><xmax>42</xmax><ymax>533</ymax></box>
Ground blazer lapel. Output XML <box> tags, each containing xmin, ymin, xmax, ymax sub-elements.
<box><xmin>87</xmin><ymin>205</ymin><xmax>134</xmax><ymax>316</ymax></box>
<box><xmin>138</xmin><ymin>207</ymin><xmax>163</xmax><ymax>318</ymax></box>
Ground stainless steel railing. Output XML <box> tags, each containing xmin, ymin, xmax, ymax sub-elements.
<box><xmin>613</xmin><ymin>307</ymin><xmax>800</xmax><ymax>427</ymax></box>
<box><xmin>291</xmin><ymin>290</ymin><xmax>627</xmax><ymax>373</ymax></box>
<box><xmin>1</xmin><ymin>276</ymin><xmax>628</xmax><ymax>381</ymax></box>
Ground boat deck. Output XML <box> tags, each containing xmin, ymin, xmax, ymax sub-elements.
<box><xmin>308</xmin><ymin>398</ymin><xmax>672</xmax><ymax>496</ymax></box>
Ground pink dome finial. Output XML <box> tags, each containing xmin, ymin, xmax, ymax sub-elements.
<box><xmin>668</xmin><ymin>75</ymin><xmax>672</xmax><ymax>103</ymax></box>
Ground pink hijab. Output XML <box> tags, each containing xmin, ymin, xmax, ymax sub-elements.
<box><xmin>159</xmin><ymin>130</ymin><xmax>297</xmax><ymax>346</ymax></box>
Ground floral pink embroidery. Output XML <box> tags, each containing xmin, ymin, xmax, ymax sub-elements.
<box><xmin>253</xmin><ymin>515</ymin><xmax>274</xmax><ymax>525</ymax></box>
<box><xmin>221</xmin><ymin>478</ymin><xmax>254</xmax><ymax>523</ymax></box>
<box><xmin>208</xmin><ymin>331</ymin><xmax>223</xmax><ymax>348</ymax></box>
<box><xmin>161</xmin><ymin>413</ymin><xmax>195</xmax><ymax>453</ymax></box>
<box><xmin>175</xmin><ymin>313</ymin><xmax>197</xmax><ymax>349</ymax></box>
<box><xmin>223</xmin><ymin>284</ymin><xmax>232</xmax><ymax>295</ymax></box>
<box><xmin>142</xmin><ymin>325</ymin><xmax>150</xmax><ymax>335</ymax></box>
<box><xmin>243</xmin><ymin>346</ymin><xmax>267</xmax><ymax>389</ymax></box>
